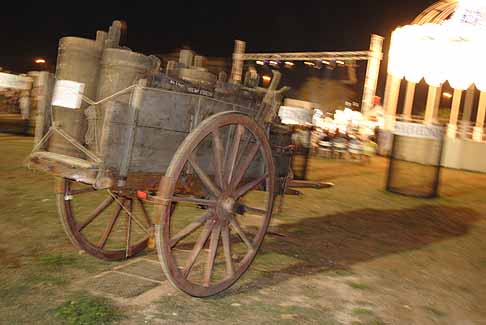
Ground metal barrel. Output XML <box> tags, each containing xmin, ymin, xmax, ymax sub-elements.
<box><xmin>48</xmin><ymin>37</ymin><xmax>103</xmax><ymax>158</ymax></box>
<box><xmin>96</xmin><ymin>48</ymin><xmax>160</xmax><ymax>169</ymax></box>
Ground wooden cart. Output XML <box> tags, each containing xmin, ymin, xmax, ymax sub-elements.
<box><xmin>28</xmin><ymin>56</ymin><xmax>290</xmax><ymax>296</ymax></box>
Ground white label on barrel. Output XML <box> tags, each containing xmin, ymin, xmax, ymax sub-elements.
<box><xmin>0</xmin><ymin>72</ymin><xmax>33</xmax><ymax>90</ymax></box>
<box><xmin>51</xmin><ymin>80</ymin><xmax>85</xmax><ymax>109</ymax></box>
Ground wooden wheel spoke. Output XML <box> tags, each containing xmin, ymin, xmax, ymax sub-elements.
<box><xmin>189</xmin><ymin>154</ymin><xmax>221</xmax><ymax>197</ymax></box>
<box><xmin>224</xmin><ymin>125</ymin><xmax>245</xmax><ymax>185</ymax></box>
<box><xmin>204</xmin><ymin>223</ymin><xmax>222</xmax><ymax>287</ymax></box>
<box><xmin>137</xmin><ymin>199</ymin><xmax>153</xmax><ymax>227</ymax></box>
<box><xmin>125</xmin><ymin>200</ymin><xmax>133</xmax><ymax>257</ymax></box>
<box><xmin>229</xmin><ymin>217</ymin><xmax>255</xmax><ymax>252</ymax></box>
<box><xmin>171</xmin><ymin>196</ymin><xmax>217</xmax><ymax>207</ymax></box>
<box><xmin>235</xmin><ymin>134</ymin><xmax>253</xmax><ymax>170</ymax></box>
<box><xmin>77</xmin><ymin>196</ymin><xmax>114</xmax><ymax>232</ymax></box>
<box><xmin>238</xmin><ymin>204</ymin><xmax>267</xmax><ymax>216</ymax></box>
<box><xmin>230</xmin><ymin>142</ymin><xmax>261</xmax><ymax>190</ymax></box>
<box><xmin>69</xmin><ymin>187</ymin><xmax>97</xmax><ymax>196</ymax></box>
<box><xmin>234</xmin><ymin>173</ymin><xmax>268</xmax><ymax>198</ymax></box>
<box><xmin>169</xmin><ymin>211</ymin><xmax>213</xmax><ymax>248</ymax></box>
<box><xmin>212</xmin><ymin>129</ymin><xmax>225</xmax><ymax>189</ymax></box>
<box><xmin>223</xmin><ymin>125</ymin><xmax>235</xmax><ymax>163</ymax></box>
<box><xmin>59</xmin><ymin>179</ymin><xmax>151</xmax><ymax>262</ymax></box>
<box><xmin>108</xmin><ymin>192</ymin><xmax>150</xmax><ymax>235</ymax></box>
<box><xmin>182</xmin><ymin>221</ymin><xmax>215</xmax><ymax>278</ymax></box>
<box><xmin>97</xmin><ymin>199</ymin><xmax>124</xmax><ymax>249</ymax></box>
<box><xmin>221</xmin><ymin>224</ymin><xmax>235</xmax><ymax>278</ymax></box>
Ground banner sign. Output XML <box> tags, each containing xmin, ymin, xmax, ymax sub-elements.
<box><xmin>278</xmin><ymin>106</ymin><xmax>313</xmax><ymax>126</ymax></box>
<box><xmin>394</xmin><ymin>122</ymin><xmax>443</xmax><ymax>139</ymax></box>
<box><xmin>51</xmin><ymin>80</ymin><xmax>86</xmax><ymax>109</ymax></box>
<box><xmin>0</xmin><ymin>72</ymin><xmax>33</xmax><ymax>90</ymax></box>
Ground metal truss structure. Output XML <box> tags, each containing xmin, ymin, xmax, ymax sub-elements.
<box><xmin>237</xmin><ymin>50</ymin><xmax>381</xmax><ymax>62</ymax></box>
<box><xmin>230</xmin><ymin>35</ymin><xmax>384</xmax><ymax>114</ymax></box>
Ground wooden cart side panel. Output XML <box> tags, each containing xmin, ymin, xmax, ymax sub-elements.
<box><xmin>137</xmin><ymin>89</ymin><xmax>197</xmax><ymax>132</ymax></box>
<box><xmin>101</xmin><ymin>119</ymin><xmax>189</xmax><ymax>174</ymax></box>
<box><xmin>130</xmin><ymin>129</ymin><xmax>188</xmax><ymax>173</ymax></box>
<box><xmin>99</xmin><ymin>88</ymin><xmax>262</xmax><ymax>177</ymax></box>
<box><xmin>98</xmin><ymin>101</ymin><xmax>130</xmax><ymax>170</ymax></box>
<box><xmin>145</xmin><ymin>92</ymin><xmax>261</xmax><ymax>177</ymax></box>
<box><xmin>137</xmin><ymin>88</ymin><xmax>257</xmax><ymax>132</ymax></box>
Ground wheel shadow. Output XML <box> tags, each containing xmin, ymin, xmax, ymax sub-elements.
<box><xmin>223</xmin><ymin>204</ymin><xmax>482</xmax><ymax>296</ymax></box>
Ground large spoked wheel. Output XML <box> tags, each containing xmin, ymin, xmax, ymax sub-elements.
<box><xmin>156</xmin><ymin>112</ymin><xmax>276</xmax><ymax>297</ymax></box>
<box><xmin>57</xmin><ymin>178</ymin><xmax>154</xmax><ymax>261</ymax></box>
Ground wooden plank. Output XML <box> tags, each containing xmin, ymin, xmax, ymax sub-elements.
<box><xmin>28</xmin><ymin>152</ymin><xmax>104</xmax><ymax>185</ymax></box>
<box><xmin>30</xmin><ymin>152</ymin><xmax>98</xmax><ymax>169</ymax></box>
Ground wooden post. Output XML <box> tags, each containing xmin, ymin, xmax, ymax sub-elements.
<box><xmin>230</xmin><ymin>40</ymin><xmax>246</xmax><ymax>84</ymax></box>
<box><xmin>433</xmin><ymin>85</ymin><xmax>443</xmax><ymax>122</ymax></box>
<box><xmin>361</xmin><ymin>34</ymin><xmax>384</xmax><ymax>114</ymax></box>
<box><xmin>473</xmin><ymin>91</ymin><xmax>486</xmax><ymax>142</ymax></box>
<box><xmin>424</xmin><ymin>85</ymin><xmax>440</xmax><ymax>124</ymax></box>
<box><xmin>402</xmin><ymin>81</ymin><xmax>416</xmax><ymax>119</ymax></box>
<box><xmin>447</xmin><ymin>89</ymin><xmax>463</xmax><ymax>138</ymax></box>
<box><xmin>463</xmin><ymin>84</ymin><xmax>475</xmax><ymax>123</ymax></box>
<box><xmin>118</xmin><ymin>79</ymin><xmax>147</xmax><ymax>186</ymax></box>
<box><xmin>383</xmin><ymin>74</ymin><xmax>401</xmax><ymax>130</ymax></box>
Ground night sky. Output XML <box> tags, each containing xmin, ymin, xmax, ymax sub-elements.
<box><xmin>1</xmin><ymin>0</ymin><xmax>436</xmax><ymax>73</ymax></box>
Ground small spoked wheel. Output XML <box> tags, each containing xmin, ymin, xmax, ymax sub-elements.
<box><xmin>156</xmin><ymin>112</ymin><xmax>275</xmax><ymax>297</ymax></box>
<box><xmin>57</xmin><ymin>178</ymin><xmax>154</xmax><ymax>261</ymax></box>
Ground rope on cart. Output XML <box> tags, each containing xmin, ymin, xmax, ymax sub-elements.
<box><xmin>30</xmin><ymin>126</ymin><xmax>102</xmax><ymax>163</ymax></box>
<box><xmin>81</xmin><ymin>85</ymin><xmax>137</xmax><ymax>106</ymax></box>
<box><xmin>34</xmin><ymin>84</ymin><xmax>139</xmax><ymax>160</ymax></box>
<box><xmin>107</xmin><ymin>190</ymin><xmax>151</xmax><ymax>236</ymax></box>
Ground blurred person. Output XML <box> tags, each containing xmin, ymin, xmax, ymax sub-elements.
<box><xmin>310</xmin><ymin>127</ymin><xmax>321</xmax><ymax>155</ymax></box>
<box><xmin>333</xmin><ymin>128</ymin><xmax>348</xmax><ymax>159</ymax></box>
<box><xmin>362</xmin><ymin>135</ymin><xmax>377</xmax><ymax>163</ymax></box>
<box><xmin>348</xmin><ymin>134</ymin><xmax>363</xmax><ymax>160</ymax></box>
<box><xmin>318</xmin><ymin>130</ymin><xmax>333</xmax><ymax>158</ymax></box>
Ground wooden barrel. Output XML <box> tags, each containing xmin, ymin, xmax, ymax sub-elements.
<box><xmin>48</xmin><ymin>37</ymin><xmax>103</xmax><ymax>158</ymax></box>
<box><xmin>96</xmin><ymin>48</ymin><xmax>160</xmax><ymax>172</ymax></box>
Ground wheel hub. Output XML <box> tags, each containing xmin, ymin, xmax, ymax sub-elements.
<box><xmin>221</xmin><ymin>197</ymin><xmax>236</xmax><ymax>213</ymax></box>
<box><xmin>216</xmin><ymin>195</ymin><xmax>236</xmax><ymax>220</ymax></box>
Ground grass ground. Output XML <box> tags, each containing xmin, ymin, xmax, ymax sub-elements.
<box><xmin>1</xmin><ymin>134</ymin><xmax>485</xmax><ymax>324</ymax></box>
